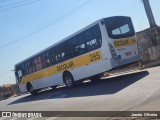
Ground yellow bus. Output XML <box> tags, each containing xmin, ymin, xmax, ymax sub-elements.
<box><xmin>15</xmin><ymin>16</ymin><xmax>140</xmax><ymax>95</ymax></box>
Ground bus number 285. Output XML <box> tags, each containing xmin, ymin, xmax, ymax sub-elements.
<box><xmin>89</xmin><ymin>52</ymin><xmax>101</xmax><ymax>62</ymax></box>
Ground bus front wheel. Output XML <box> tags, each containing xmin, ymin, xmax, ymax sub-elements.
<box><xmin>27</xmin><ymin>83</ymin><xmax>38</xmax><ymax>95</ymax></box>
<box><xmin>63</xmin><ymin>73</ymin><xmax>75</xmax><ymax>88</ymax></box>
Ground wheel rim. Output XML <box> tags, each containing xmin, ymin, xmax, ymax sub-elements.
<box><xmin>65</xmin><ymin>76</ymin><xmax>72</xmax><ymax>87</ymax></box>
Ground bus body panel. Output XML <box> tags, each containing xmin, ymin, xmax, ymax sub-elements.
<box><xmin>19</xmin><ymin>48</ymin><xmax>111</xmax><ymax>89</ymax></box>
<box><xmin>107</xmin><ymin>36</ymin><xmax>140</xmax><ymax>68</ymax></box>
<box><xmin>18</xmin><ymin>48</ymin><xmax>112</xmax><ymax>93</ymax></box>
<box><xmin>18</xmin><ymin>72</ymin><xmax>64</xmax><ymax>93</ymax></box>
<box><xmin>103</xmin><ymin>16</ymin><xmax>140</xmax><ymax>69</ymax></box>
<box><xmin>31</xmin><ymin>75</ymin><xmax>52</xmax><ymax>89</ymax></box>
<box><xmin>70</xmin><ymin>59</ymin><xmax>109</xmax><ymax>81</ymax></box>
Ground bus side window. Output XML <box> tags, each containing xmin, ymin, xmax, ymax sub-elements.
<box><xmin>92</xmin><ymin>25</ymin><xmax>102</xmax><ymax>48</ymax></box>
<box><xmin>49</xmin><ymin>47</ymin><xmax>62</xmax><ymax>65</ymax></box>
<box><xmin>34</xmin><ymin>57</ymin><xmax>38</xmax><ymax>71</ymax></box>
<box><xmin>20</xmin><ymin>64</ymin><xmax>25</xmax><ymax>76</ymax></box>
<box><xmin>24</xmin><ymin>62</ymin><xmax>29</xmax><ymax>75</ymax></box>
<box><xmin>27</xmin><ymin>61</ymin><xmax>32</xmax><ymax>74</ymax></box>
<box><xmin>31</xmin><ymin>59</ymin><xmax>36</xmax><ymax>73</ymax></box>
<box><xmin>27</xmin><ymin>59</ymin><xmax>35</xmax><ymax>74</ymax></box>
<box><xmin>60</xmin><ymin>41</ymin><xmax>73</xmax><ymax>61</ymax></box>
<box><xmin>71</xmin><ymin>37</ymin><xmax>79</xmax><ymax>57</ymax></box>
<box><xmin>85</xmin><ymin>25</ymin><xmax>102</xmax><ymax>52</ymax></box>
<box><xmin>34</xmin><ymin>56</ymin><xmax>43</xmax><ymax>71</ymax></box>
<box><xmin>15</xmin><ymin>65</ymin><xmax>23</xmax><ymax>83</ymax></box>
<box><xmin>85</xmin><ymin>30</ymin><xmax>95</xmax><ymax>51</ymax></box>
<box><xmin>56</xmin><ymin>54</ymin><xmax>62</xmax><ymax>63</ymax></box>
<box><xmin>77</xmin><ymin>33</ymin><xmax>87</xmax><ymax>55</ymax></box>
<box><xmin>45</xmin><ymin>52</ymin><xmax>51</xmax><ymax>67</ymax></box>
<box><xmin>55</xmin><ymin>46</ymin><xmax>62</xmax><ymax>63</ymax></box>
<box><xmin>41</xmin><ymin>53</ymin><xmax>51</xmax><ymax>68</ymax></box>
<box><xmin>49</xmin><ymin>48</ymin><xmax>57</xmax><ymax>65</ymax></box>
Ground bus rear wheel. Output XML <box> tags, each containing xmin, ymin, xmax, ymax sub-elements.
<box><xmin>51</xmin><ymin>85</ymin><xmax>57</xmax><ymax>90</ymax></box>
<box><xmin>90</xmin><ymin>74</ymin><xmax>102</xmax><ymax>82</ymax></box>
<box><xmin>27</xmin><ymin>83</ymin><xmax>37</xmax><ymax>95</ymax></box>
<box><xmin>63</xmin><ymin>73</ymin><xmax>75</xmax><ymax>88</ymax></box>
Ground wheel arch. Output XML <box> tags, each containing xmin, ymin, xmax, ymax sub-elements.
<box><xmin>26</xmin><ymin>82</ymin><xmax>32</xmax><ymax>91</ymax></box>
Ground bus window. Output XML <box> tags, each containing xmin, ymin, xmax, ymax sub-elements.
<box><xmin>49</xmin><ymin>48</ymin><xmax>57</xmax><ymax>65</ymax></box>
<box><xmin>34</xmin><ymin>56</ymin><xmax>43</xmax><ymax>71</ymax></box>
<box><xmin>92</xmin><ymin>25</ymin><xmax>102</xmax><ymax>48</ymax></box>
<box><xmin>71</xmin><ymin>37</ymin><xmax>79</xmax><ymax>57</ymax></box>
<box><xmin>34</xmin><ymin>57</ymin><xmax>38</xmax><ymax>65</ymax></box>
<box><xmin>27</xmin><ymin>61</ymin><xmax>31</xmax><ymax>74</ymax></box>
<box><xmin>15</xmin><ymin>65</ymin><xmax>23</xmax><ymax>83</ymax></box>
<box><xmin>112</xmin><ymin>28</ymin><xmax>121</xmax><ymax>35</ymax></box>
<box><xmin>86</xmin><ymin>30</ymin><xmax>94</xmax><ymax>51</ymax></box>
<box><xmin>27</xmin><ymin>60</ymin><xmax>35</xmax><ymax>74</ymax></box>
<box><xmin>21</xmin><ymin>64</ymin><xmax>26</xmax><ymax>76</ymax></box>
<box><xmin>60</xmin><ymin>41</ymin><xmax>73</xmax><ymax>61</ymax></box>
<box><xmin>45</xmin><ymin>52</ymin><xmax>51</xmax><ymax>66</ymax></box>
<box><xmin>86</xmin><ymin>25</ymin><xmax>102</xmax><ymax>51</ymax></box>
<box><xmin>104</xmin><ymin>16</ymin><xmax>135</xmax><ymax>39</ymax></box>
<box><xmin>55</xmin><ymin>53</ymin><xmax>62</xmax><ymax>63</ymax></box>
<box><xmin>31</xmin><ymin>59</ymin><xmax>36</xmax><ymax>73</ymax></box>
<box><xmin>54</xmin><ymin>46</ymin><xmax>62</xmax><ymax>63</ymax></box>
<box><xmin>41</xmin><ymin>53</ymin><xmax>50</xmax><ymax>68</ymax></box>
<box><xmin>120</xmin><ymin>24</ymin><xmax>130</xmax><ymax>34</ymax></box>
<box><xmin>112</xmin><ymin>24</ymin><xmax>130</xmax><ymax>35</ymax></box>
<box><xmin>24</xmin><ymin>62</ymin><xmax>29</xmax><ymax>75</ymax></box>
<box><xmin>77</xmin><ymin>33</ymin><xmax>87</xmax><ymax>55</ymax></box>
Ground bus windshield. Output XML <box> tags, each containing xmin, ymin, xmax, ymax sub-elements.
<box><xmin>104</xmin><ymin>16</ymin><xmax>135</xmax><ymax>39</ymax></box>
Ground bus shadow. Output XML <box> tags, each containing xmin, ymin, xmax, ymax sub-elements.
<box><xmin>9</xmin><ymin>70</ymin><xmax>149</xmax><ymax>105</ymax></box>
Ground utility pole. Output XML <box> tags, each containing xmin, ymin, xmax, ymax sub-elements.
<box><xmin>142</xmin><ymin>0</ymin><xmax>156</xmax><ymax>27</ymax></box>
<box><xmin>142</xmin><ymin>0</ymin><xmax>159</xmax><ymax>47</ymax></box>
<box><xmin>139</xmin><ymin>0</ymin><xmax>160</xmax><ymax>65</ymax></box>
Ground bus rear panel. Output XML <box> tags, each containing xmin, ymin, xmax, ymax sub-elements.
<box><xmin>103</xmin><ymin>16</ymin><xmax>140</xmax><ymax>69</ymax></box>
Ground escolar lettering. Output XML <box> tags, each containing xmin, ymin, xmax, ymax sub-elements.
<box><xmin>114</xmin><ymin>39</ymin><xmax>129</xmax><ymax>47</ymax></box>
<box><xmin>57</xmin><ymin>61</ymin><xmax>74</xmax><ymax>71</ymax></box>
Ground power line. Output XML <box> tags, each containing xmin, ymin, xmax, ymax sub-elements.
<box><xmin>0</xmin><ymin>0</ymin><xmax>37</xmax><ymax>8</ymax></box>
<box><xmin>0</xmin><ymin>0</ymin><xmax>42</xmax><ymax>12</ymax></box>
<box><xmin>0</xmin><ymin>0</ymin><xmax>11</xmax><ymax>3</ymax></box>
<box><xmin>0</xmin><ymin>0</ymin><xmax>92</xmax><ymax>49</ymax></box>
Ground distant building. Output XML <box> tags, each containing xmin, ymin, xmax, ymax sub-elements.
<box><xmin>0</xmin><ymin>86</ymin><xmax>3</xmax><ymax>97</ymax></box>
<box><xmin>0</xmin><ymin>84</ymin><xmax>20</xmax><ymax>98</ymax></box>
<box><xmin>136</xmin><ymin>26</ymin><xmax>160</xmax><ymax>64</ymax></box>
<box><xmin>0</xmin><ymin>86</ymin><xmax>5</xmax><ymax>97</ymax></box>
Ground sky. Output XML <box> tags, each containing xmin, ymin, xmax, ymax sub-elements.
<box><xmin>0</xmin><ymin>0</ymin><xmax>160</xmax><ymax>86</ymax></box>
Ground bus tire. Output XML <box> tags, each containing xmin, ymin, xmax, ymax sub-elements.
<box><xmin>51</xmin><ymin>85</ymin><xmax>57</xmax><ymax>90</ymax></box>
<box><xmin>63</xmin><ymin>72</ymin><xmax>75</xmax><ymax>88</ymax></box>
<box><xmin>27</xmin><ymin>83</ymin><xmax>38</xmax><ymax>95</ymax></box>
<box><xmin>90</xmin><ymin>74</ymin><xmax>102</xmax><ymax>82</ymax></box>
